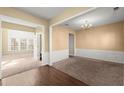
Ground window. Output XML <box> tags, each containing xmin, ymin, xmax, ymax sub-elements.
<box><xmin>28</xmin><ymin>39</ymin><xmax>34</xmax><ymax>51</ymax></box>
<box><xmin>20</xmin><ymin>39</ymin><xmax>27</xmax><ymax>51</ymax></box>
<box><xmin>9</xmin><ymin>38</ymin><xmax>18</xmax><ymax>52</ymax></box>
<box><xmin>8</xmin><ymin>29</ymin><xmax>34</xmax><ymax>53</ymax></box>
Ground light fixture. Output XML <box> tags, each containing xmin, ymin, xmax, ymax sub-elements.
<box><xmin>81</xmin><ymin>20</ymin><xmax>92</xmax><ymax>29</ymax></box>
<box><xmin>65</xmin><ymin>23</ymin><xmax>69</xmax><ymax>26</ymax></box>
<box><xmin>113</xmin><ymin>7</ymin><xmax>119</xmax><ymax>11</ymax></box>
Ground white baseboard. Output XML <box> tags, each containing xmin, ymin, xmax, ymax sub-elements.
<box><xmin>42</xmin><ymin>52</ymin><xmax>49</xmax><ymax>65</ymax></box>
<box><xmin>51</xmin><ymin>50</ymin><xmax>69</xmax><ymax>63</ymax></box>
<box><xmin>76</xmin><ymin>49</ymin><xmax>124</xmax><ymax>64</ymax></box>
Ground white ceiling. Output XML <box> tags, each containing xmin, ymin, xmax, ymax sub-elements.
<box><xmin>15</xmin><ymin>7</ymin><xmax>67</xmax><ymax>20</ymax></box>
<box><xmin>60</xmin><ymin>7</ymin><xmax>124</xmax><ymax>30</ymax></box>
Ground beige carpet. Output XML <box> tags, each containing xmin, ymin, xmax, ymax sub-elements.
<box><xmin>53</xmin><ymin>56</ymin><xmax>124</xmax><ymax>86</ymax></box>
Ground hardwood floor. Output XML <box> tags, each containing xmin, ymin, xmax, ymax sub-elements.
<box><xmin>1</xmin><ymin>66</ymin><xmax>88</xmax><ymax>86</ymax></box>
<box><xmin>53</xmin><ymin>56</ymin><xmax>123</xmax><ymax>85</ymax></box>
<box><xmin>2</xmin><ymin>54</ymin><xmax>41</xmax><ymax>78</ymax></box>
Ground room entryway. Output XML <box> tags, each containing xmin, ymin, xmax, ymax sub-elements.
<box><xmin>37</xmin><ymin>34</ymin><xmax>42</xmax><ymax>61</ymax></box>
<box><xmin>1</xmin><ymin>28</ymin><xmax>42</xmax><ymax>78</ymax></box>
<box><xmin>69</xmin><ymin>33</ymin><xmax>75</xmax><ymax>57</ymax></box>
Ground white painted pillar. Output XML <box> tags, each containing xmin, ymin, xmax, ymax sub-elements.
<box><xmin>40</xmin><ymin>26</ymin><xmax>46</xmax><ymax>65</ymax></box>
<box><xmin>0</xmin><ymin>20</ymin><xmax>2</xmax><ymax>79</ymax></box>
<box><xmin>33</xmin><ymin>33</ymin><xmax>38</xmax><ymax>60</ymax></box>
<box><xmin>34</xmin><ymin>26</ymin><xmax>48</xmax><ymax>65</ymax></box>
<box><xmin>34</xmin><ymin>27</ymin><xmax>43</xmax><ymax>61</ymax></box>
<box><xmin>49</xmin><ymin>26</ymin><xmax>53</xmax><ymax>65</ymax></box>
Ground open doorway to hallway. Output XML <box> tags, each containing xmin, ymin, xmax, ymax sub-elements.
<box><xmin>37</xmin><ymin>34</ymin><xmax>42</xmax><ymax>61</ymax></box>
<box><xmin>69</xmin><ymin>33</ymin><xmax>75</xmax><ymax>57</ymax></box>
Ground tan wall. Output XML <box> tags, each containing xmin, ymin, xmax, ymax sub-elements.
<box><xmin>2</xmin><ymin>29</ymin><xmax>8</xmax><ymax>55</ymax></box>
<box><xmin>0</xmin><ymin>7</ymin><xmax>49</xmax><ymax>52</ymax></box>
<box><xmin>52</xmin><ymin>26</ymin><xmax>76</xmax><ymax>51</ymax></box>
<box><xmin>50</xmin><ymin>7</ymin><xmax>91</xmax><ymax>25</ymax></box>
<box><xmin>76</xmin><ymin>22</ymin><xmax>124</xmax><ymax>51</ymax></box>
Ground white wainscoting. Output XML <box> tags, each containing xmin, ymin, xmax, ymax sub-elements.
<box><xmin>51</xmin><ymin>50</ymin><xmax>69</xmax><ymax>63</ymax></box>
<box><xmin>42</xmin><ymin>52</ymin><xmax>49</xmax><ymax>65</ymax></box>
<box><xmin>76</xmin><ymin>49</ymin><xmax>124</xmax><ymax>64</ymax></box>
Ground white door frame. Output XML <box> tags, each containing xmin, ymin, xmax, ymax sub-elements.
<box><xmin>49</xmin><ymin>8</ymin><xmax>97</xmax><ymax>65</ymax></box>
<box><xmin>37</xmin><ymin>33</ymin><xmax>42</xmax><ymax>60</ymax></box>
<box><xmin>0</xmin><ymin>15</ymin><xmax>45</xmax><ymax>78</ymax></box>
<box><xmin>68</xmin><ymin>33</ymin><xmax>75</xmax><ymax>56</ymax></box>
<box><xmin>0</xmin><ymin>19</ymin><xmax>2</xmax><ymax>79</ymax></box>
<box><xmin>34</xmin><ymin>32</ymin><xmax>44</xmax><ymax>64</ymax></box>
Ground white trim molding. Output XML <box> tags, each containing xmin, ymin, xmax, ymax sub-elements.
<box><xmin>51</xmin><ymin>50</ymin><xmax>69</xmax><ymax>64</ymax></box>
<box><xmin>0</xmin><ymin>19</ymin><xmax>2</xmax><ymax>79</ymax></box>
<box><xmin>0</xmin><ymin>15</ymin><xmax>42</xmax><ymax>28</ymax></box>
<box><xmin>50</xmin><ymin>8</ymin><xmax>97</xmax><ymax>27</ymax></box>
<box><xmin>49</xmin><ymin>26</ymin><xmax>52</xmax><ymax>65</ymax></box>
<box><xmin>0</xmin><ymin>19</ymin><xmax>2</xmax><ymax>58</ymax></box>
<box><xmin>76</xmin><ymin>49</ymin><xmax>124</xmax><ymax>64</ymax></box>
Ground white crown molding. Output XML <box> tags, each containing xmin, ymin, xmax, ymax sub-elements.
<box><xmin>0</xmin><ymin>15</ymin><xmax>43</xmax><ymax>28</ymax></box>
<box><xmin>50</xmin><ymin>7</ymin><xmax>98</xmax><ymax>27</ymax></box>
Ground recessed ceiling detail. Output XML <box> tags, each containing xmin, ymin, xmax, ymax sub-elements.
<box><xmin>60</xmin><ymin>7</ymin><xmax>124</xmax><ymax>30</ymax></box>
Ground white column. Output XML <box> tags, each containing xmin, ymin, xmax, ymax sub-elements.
<box><xmin>34</xmin><ymin>27</ymin><xmax>45</xmax><ymax>64</ymax></box>
<box><xmin>49</xmin><ymin>26</ymin><xmax>53</xmax><ymax>65</ymax></box>
<box><xmin>0</xmin><ymin>19</ymin><xmax>2</xmax><ymax>79</ymax></box>
<box><xmin>33</xmin><ymin>33</ymin><xmax>38</xmax><ymax>60</ymax></box>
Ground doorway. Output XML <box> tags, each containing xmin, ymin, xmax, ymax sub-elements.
<box><xmin>37</xmin><ymin>34</ymin><xmax>42</xmax><ymax>61</ymax></box>
<box><xmin>69</xmin><ymin>33</ymin><xmax>75</xmax><ymax>57</ymax></box>
<box><xmin>1</xmin><ymin>29</ymin><xmax>42</xmax><ymax>78</ymax></box>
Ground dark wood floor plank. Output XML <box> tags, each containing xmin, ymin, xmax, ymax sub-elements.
<box><xmin>1</xmin><ymin>65</ymin><xmax>88</xmax><ymax>86</ymax></box>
